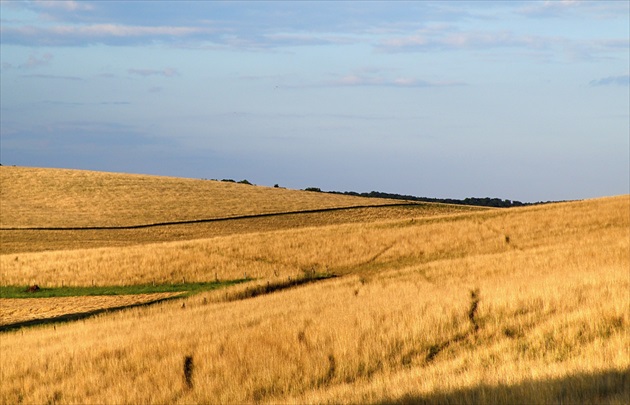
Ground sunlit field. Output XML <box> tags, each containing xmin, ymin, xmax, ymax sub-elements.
<box><xmin>0</xmin><ymin>167</ymin><xmax>628</xmax><ymax>404</ymax></box>
<box><xmin>0</xmin><ymin>203</ymin><xmax>480</xmax><ymax>255</ymax></box>
<box><xmin>0</xmin><ymin>293</ymin><xmax>181</xmax><ymax>328</ymax></box>
<box><xmin>0</xmin><ymin>166</ymin><xmax>404</xmax><ymax>228</ymax></box>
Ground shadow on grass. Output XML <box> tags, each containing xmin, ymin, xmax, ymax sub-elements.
<box><xmin>224</xmin><ymin>272</ymin><xmax>338</xmax><ymax>302</ymax></box>
<box><xmin>382</xmin><ymin>368</ymin><xmax>630</xmax><ymax>405</ymax></box>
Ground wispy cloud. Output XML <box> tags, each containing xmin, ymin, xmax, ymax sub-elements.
<box><xmin>517</xmin><ymin>0</ymin><xmax>628</xmax><ymax>19</ymax></box>
<box><xmin>327</xmin><ymin>71</ymin><xmax>465</xmax><ymax>88</ymax></box>
<box><xmin>377</xmin><ymin>30</ymin><xmax>560</xmax><ymax>53</ymax></box>
<box><xmin>589</xmin><ymin>74</ymin><xmax>630</xmax><ymax>87</ymax></box>
<box><xmin>34</xmin><ymin>0</ymin><xmax>95</xmax><ymax>12</ymax></box>
<box><xmin>41</xmin><ymin>100</ymin><xmax>131</xmax><ymax>106</ymax></box>
<box><xmin>128</xmin><ymin>68</ymin><xmax>179</xmax><ymax>78</ymax></box>
<box><xmin>262</xmin><ymin>33</ymin><xmax>360</xmax><ymax>48</ymax></box>
<box><xmin>375</xmin><ymin>28</ymin><xmax>629</xmax><ymax>62</ymax></box>
<box><xmin>0</xmin><ymin>24</ymin><xmax>212</xmax><ymax>46</ymax></box>
<box><xmin>517</xmin><ymin>0</ymin><xmax>581</xmax><ymax>18</ymax></box>
<box><xmin>19</xmin><ymin>53</ymin><xmax>53</xmax><ymax>69</ymax></box>
<box><xmin>95</xmin><ymin>73</ymin><xmax>116</xmax><ymax>79</ymax></box>
<box><xmin>2</xmin><ymin>0</ymin><xmax>628</xmax><ymax>55</ymax></box>
<box><xmin>20</xmin><ymin>74</ymin><xmax>81</xmax><ymax>81</ymax></box>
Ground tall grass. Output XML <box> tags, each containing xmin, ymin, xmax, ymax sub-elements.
<box><xmin>1</xmin><ymin>204</ymin><xmax>477</xmax><ymax>255</ymax></box>
<box><xmin>0</xmin><ymin>196</ymin><xmax>627</xmax><ymax>404</ymax></box>
<box><xmin>2</xmin><ymin>197</ymin><xmax>625</xmax><ymax>287</ymax></box>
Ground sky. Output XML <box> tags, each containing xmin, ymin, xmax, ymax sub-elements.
<box><xmin>1</xmin><ymin>0</ymin><xmax>628</xmax><ymax>202</ymax></box>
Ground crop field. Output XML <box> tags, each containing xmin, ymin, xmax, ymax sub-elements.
<box><xmin>0</xmin><ymin>166</ymin><xmax>628</xmax><ymax>404</ymax></box>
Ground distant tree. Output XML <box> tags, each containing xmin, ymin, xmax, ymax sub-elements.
<box><xmin>221</xmin><ymin>179</ymin><xmax>235</xmax><ymax>183</ymax></box>
<box><xmin>238</xmin><ymin>179</ymin><xmax>253</xmax><ymax>185</ymax></box>
<box><xmin>326</xmin><ymin>189</ymin><xmax>539</xmax><ymax>207</ymax></box>
<box><xmin>304</xmin><ymin>187</ymin><xmax>322</xmax><ymax>192</ymax></box>
<box><xmin>274</xmin><ymin>184</ymin><xmax>280</xmax><ymax>188</ymax></box>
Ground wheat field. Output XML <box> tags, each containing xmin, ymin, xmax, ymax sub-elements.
<box><xmin>0</xmin><ymin>167</ymin><xmax>628</xmax><ymax>404</ymax></box>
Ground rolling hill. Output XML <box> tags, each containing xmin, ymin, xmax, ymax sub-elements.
<box><xmin>0</xmin><ymin>166</ymin><xmax>480</xmax><ymax>253</ymax></box>
<box><xmin>0</xmin><ymin>166</ymin><xmax>627</xmax><ymax>404</ymax></box>
<box><xmin>0</xmin><ymin>166</ymin><xmax>416</xmax><ymax>228</ymax></box>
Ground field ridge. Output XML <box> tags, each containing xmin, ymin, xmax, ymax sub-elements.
<box><xmin>0</xmin><ymin>202</ymin><xmax>422</xmax><ymax>231</ymax></box>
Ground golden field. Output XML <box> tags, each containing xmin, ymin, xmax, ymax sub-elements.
<box><xmin>0</xmin><ymin>293</ymin><xmax>181</xmax><ymax>327</ymax></box>
<box><xmin>0</xmin><ymin>166</ymin><xmax>405</xmax><ymax>228</ymax></box>
<box><xmin>0</xmin><ymin>204</ymin><xmax>479</xmax><ymax>255</ymax></box>
<box><xmin>0</xmin><ymin>166</ymin><xmax>628</xmax><ymax>404</ymax></box>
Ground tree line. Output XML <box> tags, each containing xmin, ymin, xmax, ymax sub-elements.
<box><xmin>324</xmin><ymin>190</ymin><xmax>559</xmax><ymax>208</ymax></box>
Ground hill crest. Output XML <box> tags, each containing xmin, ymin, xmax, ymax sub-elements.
<box><xmin>0</xmin><ymin>166</ymin><xmax>406</xmax><ymax>228</ymax></box>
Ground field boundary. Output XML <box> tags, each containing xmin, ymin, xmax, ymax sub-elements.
<box><xmin>0</xmin><ymin>203</ymin><xmax>421</xmax><ymax>231</ymax></box>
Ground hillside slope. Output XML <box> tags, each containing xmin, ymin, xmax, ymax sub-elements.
<box><xmin>1</xmin><ymin>195</ymin><xmax>627</xmax><ymax>404</ymax></box>
<box><xmin>0</xmin><ymin>166</ymin><xmax>405</xmax><ymax>228</ymax></box>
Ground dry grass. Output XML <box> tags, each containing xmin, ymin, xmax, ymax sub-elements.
<box><xmin>2</xmin><ymin>197</ymin><xmax>624</xmax><ymax>288</ymax></box>
<box><xmin>0</xmin><ymin>194</ymin><xmax>628</xmax><ymax>404</ymax></box>
<box><xmin>0</xmin><ymin>204</ymin><xmax>479</xmax><ymax>255</ymax></box>
<box><xmin>0</xmin><ymin>293</ymin><xmax>181</xmax><ymax>327</ymax></box>
<box><xmin>0</xmin><ymin>166</ymin><xmax>404</xmax><ymax>228</ymax></box>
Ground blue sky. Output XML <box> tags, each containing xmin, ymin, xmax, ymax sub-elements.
<box><xmin>1</xmin><ymin>0</ymin><xmax>628</xmax><ymax>202</ymax></box>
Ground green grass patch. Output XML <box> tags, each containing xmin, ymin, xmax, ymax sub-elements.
<box><xmin>0</xmin><ymin>279</ymin><xmax>249</xmax><ymax>299</ymax></box>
